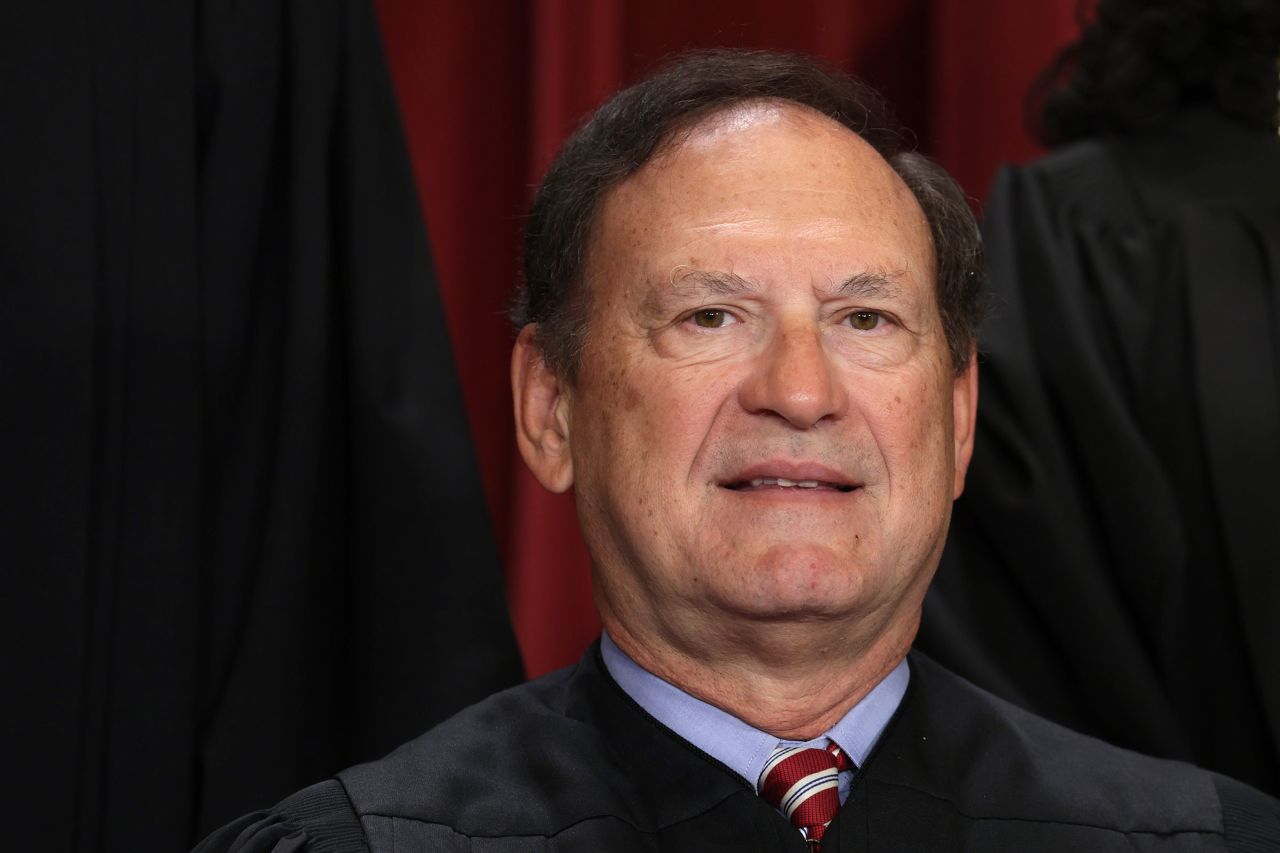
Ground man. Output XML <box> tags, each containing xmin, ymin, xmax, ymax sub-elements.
<box><xmin>197</xmin><ymin>50</ymin><xmax>1280</xmax><ymax>852</ymax></box>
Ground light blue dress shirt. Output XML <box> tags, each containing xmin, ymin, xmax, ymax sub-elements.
<box><xmin>600</xmin><ymin>632</ymin><xmax>909</xmax><ymax>804</ymax></box>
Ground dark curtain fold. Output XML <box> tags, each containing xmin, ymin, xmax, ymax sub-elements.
<box><xmin>0</xmin><ymin>1</ymin><xmax>522</xmax><ymax>849</ymax></box>
<box><xmin>919</xmin><ymin>107</ymin><xmax>1280</xmax><ymax>796</ymax></box>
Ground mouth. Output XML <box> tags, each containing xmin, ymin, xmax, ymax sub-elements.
<box><xmin>719</xmin><ymin>461</ymin><xmax>859</xmax><ymax>493</ymax></box>
<box><xmin>723</xmin><ymin>477</ymin><xmax>856</xmax><ymax>492</ymax></box>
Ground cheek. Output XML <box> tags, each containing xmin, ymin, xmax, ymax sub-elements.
<box><xmin>626</xmin><ymin>351</ymin><xmax>738</xmax><ymax>427</ymax></box>
<box><xmin>862</xmin><ymin>370</ymin><xmax>954</xmax><ymax>477</ymax></box>
<box><xmin>579</xmin><ymin>356</ymin><xmax>721</xmax><ymax>489</ymax></box>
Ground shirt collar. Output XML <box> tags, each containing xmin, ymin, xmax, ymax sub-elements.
<box><xmin>600</xmin><ymin>632</ymin><xmax>909</xmax><ymax>790</ymax></box>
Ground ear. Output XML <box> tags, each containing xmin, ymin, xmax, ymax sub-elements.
<box><xmin>511</xmin><ymin>325</ymin><xmax>574</xmax><ymax>493</ymax></box>
<box><xmin>951</xmin><ymin>352</ymin><xmax>979</xmax><ymax>500</ymax></box>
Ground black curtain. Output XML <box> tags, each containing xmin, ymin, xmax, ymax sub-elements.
<box><xmin>919</xmin><ymin>107</ymin><xmax>1280</xmax><ymax>797</ymax></box>
<box><xmin>0</xmin><ymin>1</ymin><xmax>523</xmax><ymax>849</ymax></box>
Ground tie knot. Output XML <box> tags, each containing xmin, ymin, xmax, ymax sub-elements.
<box><xmin>758</xmin><ymin>743</ymin><xmax>851</xmax><ymax>849</ymax></box>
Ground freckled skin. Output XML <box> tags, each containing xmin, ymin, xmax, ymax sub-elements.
<box><xmin>522</xmin><ymin>101</ymin><xmax>977</xmax><ymax>737</ymax></box>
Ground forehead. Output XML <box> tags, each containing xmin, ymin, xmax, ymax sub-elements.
<box><xmin>588</xmin><ymin>101</ymin><xmax>934</xmax><ymax>288</ymax></box>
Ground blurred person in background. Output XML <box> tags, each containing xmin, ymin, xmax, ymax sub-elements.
<box><xmin>920</xmin><ymin>0</ymin><xmax>1280</xmax><ymax>798</ymax></box>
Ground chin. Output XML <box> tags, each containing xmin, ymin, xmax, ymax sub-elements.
<box><xmin>711</xmin><ymin>543</ymin><xmax>874</xmax><ymax>620</ymax></box>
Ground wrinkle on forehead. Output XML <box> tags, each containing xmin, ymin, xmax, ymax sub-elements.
<box><xmin>592</xmin><ymin>99</ymin><xmax>937</xmax><ymax>319</ymax></box>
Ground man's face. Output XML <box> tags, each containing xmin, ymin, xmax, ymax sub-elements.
<box><xmin>536</xmin><ymin>103</ymin><xmax>975</xmax><ymax>654</ymax></box>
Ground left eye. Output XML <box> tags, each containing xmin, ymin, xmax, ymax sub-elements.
<box><xmin>847</xmin><ymin>311</ymin><xmax>882</xmax><ymax>331</ymax></box>
<box><xmin>691</xmin><ymin>309</ymin><xmax>733</xmax><ymax>328</ymax></box>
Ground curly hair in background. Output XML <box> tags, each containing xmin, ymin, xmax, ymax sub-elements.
<box><xmin>1030</xmin><ymin>0</ymin><xmax>1280</xmax><ymax>145</ymax></box>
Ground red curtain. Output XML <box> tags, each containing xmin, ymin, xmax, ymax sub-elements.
<box><xmin>372</xmin><ymin>0</ymin><xmax>1081</xmax><ymax>677</ymax></box>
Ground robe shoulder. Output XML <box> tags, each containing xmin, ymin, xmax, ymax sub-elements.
<box><xmin>880</xmin><ymin>654</ymin><xmax>1280</xmax><ymax>851</ymax></box>
<box><xmin>193</xmin><ymin>779</ymin><xmax>367</xmax><ymax>852</ymax></box>
<box><xmin>195</xmin><ymin>649</ymin><xmax>1280</xmax><ymax>851</ymax></box>
<box><xmin>1215</xmin><ymin>773</ymin><xmax>1280</xmax><ymax>853</ymax></box>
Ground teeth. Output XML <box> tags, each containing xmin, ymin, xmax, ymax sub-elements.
<box><xmin>746</xmin><ymin>477</ymin><xmax>824</xmax><ymax>489</ymax></box>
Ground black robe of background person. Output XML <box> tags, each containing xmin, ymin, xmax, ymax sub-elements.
<box><xmin>0</xmin><ymin>1</ymin><xmax>523</xmax><ymax>849</ymax></box>
<box><xmin>917</xmin><ymin>107</ymin><xmax>1280</xmax><ymax>797</ymax></box>
<box><xmin>195</xmin><ymin>646</ymin><xmax>1280</xmax><ymax>851</ymax></box>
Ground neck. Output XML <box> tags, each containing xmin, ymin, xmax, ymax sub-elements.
<box><xmin>601</xmin><ymin>607</ymin><xmax>917</xmax><ymax>740</ymax></box>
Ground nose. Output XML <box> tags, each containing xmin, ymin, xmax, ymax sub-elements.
<box><xmin>738</xmin><ymin>320</ymin><xmax>848</xmax><ymax>429</ymax></box>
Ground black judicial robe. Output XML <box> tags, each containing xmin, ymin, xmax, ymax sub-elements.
<box><xmin>196</xmin><ymin>646</ymin><xmax>1280</xmax><ymax>852</ymax></box>
<box><xmin>0</xmin><ymin>1</ymin><xmax>521</xmax><ymax>848</ymax></box>
<box><xmin>918</xmin><ymin>107</ymin><xmax>1280</xmax><ymax>796</ymax></box>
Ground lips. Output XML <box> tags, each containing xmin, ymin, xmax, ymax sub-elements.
<box><xmin>720</xmin><ymin>462</ymin><xmax>858</xmax><ymax>493</ymax></box>
<box><xmin>727</xmin><ymin>476</ymin><xmax>853</xmax><ymax>492</ymax></box>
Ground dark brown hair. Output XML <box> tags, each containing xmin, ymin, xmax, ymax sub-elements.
<box><xmin>513</xmin><ymin>49</ymin><xmax>984</xmax><ymax>377</ymax></box>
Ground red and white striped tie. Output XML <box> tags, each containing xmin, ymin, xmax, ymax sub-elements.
<box><xmin>758</xmin><ymin>742</ymin><xmax>852</xmax><ymax>850</ymax></box>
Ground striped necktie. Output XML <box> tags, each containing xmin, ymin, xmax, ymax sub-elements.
<box><xmin>758</xmin><ymin>741</ymin><xmax>852</xmax><ymax>850</ymax></box>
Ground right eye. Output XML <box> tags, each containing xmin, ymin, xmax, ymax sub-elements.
<box><xmin>847</xmin><ymin>311</ymin><xmax>882</xmax><ymax>331</ymax></box>
<box><xmin>691</xmin><ymin>309</ymin><xmax>733</xmax><ymax>328</ymax></box>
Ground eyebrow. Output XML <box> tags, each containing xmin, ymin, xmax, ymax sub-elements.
<box><xmin>835</xmin><ymin>270</ymin><xmax>905</xmax><ymax>300</ymax></box>
<box><xmin>641</xmin><ymin>267</ymin><xmax>906</xmax><ymax>317</ymax></box>
<box><xmin>638</xmin><ymin>268</ymin><xmax>758</xmax><ymax>319</ymax></box>
<box><xmin>668</xmin><ymin>268</ymin><xmax>759</xmax><ymax>297</ymax></box>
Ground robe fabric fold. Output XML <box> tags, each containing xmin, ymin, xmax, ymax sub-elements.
<box><xmin>0</xmin><ymin>1</ymin><xmax>522</xmax><ymax>849</ymax></box>
<box><xmin>920</xmin><ymin>107</ymin><xmax>1280</xmax><ymax>796</ymax></box>
<box><xmin>194</xmin><ymin>645</ymin><xmax>1280</xmax><ymax>851</ymax></box>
